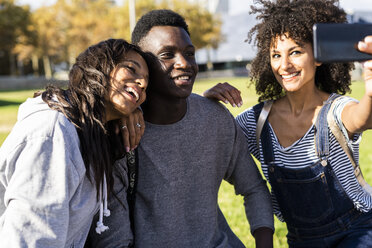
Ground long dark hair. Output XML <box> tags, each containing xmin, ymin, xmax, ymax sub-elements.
<box><xmin>248</xmin><ymin>0</ymin><xmax>354</xmax><ymax>101</ymax></box>
<box><xmin>39</xmin><ymin>39</ymin><xmax>143</xmax><ymax>196</ymax></box>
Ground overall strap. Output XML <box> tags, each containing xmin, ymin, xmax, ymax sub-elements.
<box><xmin>253</xmin><ymin>102</ymin><xmax>265</xmax><ymax>142</ymax></box>
<box><xmin>327</xmin><ymin>96</ymin><xmax>372</xmax><ymax>194</ymax></box>
<box><xmin>256</xmin><ymin>101</ymin><xmax>273</xmax><ymax>147</ymax></box>
<box><xmin>254</xmin><ymin>100</ymin><xmax>274</xmax><ymax>164</ymax></box>
<box><xmin>314</xmin><ymin>94</ymin><xmax>340</xmax><ymax>161</ymax></box>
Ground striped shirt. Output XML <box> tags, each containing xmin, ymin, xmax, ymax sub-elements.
<box><xmin>236</xmin><ymin>94</ymin><xmax>372</xmax><ymax>221</ymax></box>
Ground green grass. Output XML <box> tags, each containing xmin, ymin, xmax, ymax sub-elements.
<box><xmin>0</xmin><ymin>89</ymin><xmax>40</xmax><ymax>127</ymax></box>
<box><xmin>0</xmin><ymin>79</ymin><xmax>371</xmax><ymax>247</ymax></box>
<box><xmin>0</xmin><ymin>89</ymin><xmax>41</xmax><ymax>144</ymax></box>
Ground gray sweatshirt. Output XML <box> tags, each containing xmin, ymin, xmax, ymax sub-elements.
<box><xmin>0</xmin><ymin>96</ymin><xmax>100</xmax><ymax>248</ymax></box>
<box><xmin>87</xmin><ymin>93</ymin><xmax>274</xmax><ymax>247</ymax></box>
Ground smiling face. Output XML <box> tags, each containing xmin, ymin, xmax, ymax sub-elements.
<box><xmin>138</xmin><ymin>25</ymin><xmax>198</xmax><ymax>99</ymax></box>
<box><xmin>270</xmin><ymin>35</ymin><xmax>321</xmax><ymax>93</ymax></box>
<box><xmin>105</xmin><ymin>50</ymin><xmax>148</xmax><ymax>121</ymax></box>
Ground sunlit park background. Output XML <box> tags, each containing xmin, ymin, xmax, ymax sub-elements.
<box><xmin>1</xmin><ymin>0</ymin><xmax>372</xmax><ymax>247</ymax></box>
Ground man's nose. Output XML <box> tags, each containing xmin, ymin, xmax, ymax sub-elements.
<box><xmin>174</xmin><ymin>54</ymin><xmax>191</xmax><ymax>69</ymax></box>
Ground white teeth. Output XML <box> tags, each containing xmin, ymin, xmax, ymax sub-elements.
<box><xmin>176</xmin><ymin>76</ymin><xmax>190</xmax><ymax>80</ymax></box>
<box><xmin>124</xmin><ymin>87</ymin><xmax>139</xmax><ymax>101</ymax></box>
<box><xmin>281</xmin><ymin>72</ymin><xmax>300</xmax><ymax>79</ymax></box>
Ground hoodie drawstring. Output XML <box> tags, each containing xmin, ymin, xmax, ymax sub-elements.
<box><xmin>95</xmin><ymin>173</ymin><xmax>110</xmax><ymax>234</ymax></box>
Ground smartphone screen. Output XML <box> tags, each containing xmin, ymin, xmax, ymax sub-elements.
<box><xmin>313</xmin><ymin>23</ymin><xmax>372</xmax><ymax>62</ymax></box>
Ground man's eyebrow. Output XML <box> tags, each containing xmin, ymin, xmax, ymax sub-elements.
<box><xmin>159</xmin><ymin>45</ymin><xmax>195</xmax><ymax>51</ymax></box>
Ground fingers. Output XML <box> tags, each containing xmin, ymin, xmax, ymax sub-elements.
<box><xmin>359</xmin><ymin>36</ymin><xmax>372</xmax><ymax>95</ymax></box>
<box><xmin>132</xmin><ymin>108</ymin><xmax>145</xmax><ymax>147</ymax></box>
<box><xmin>126</xmin><ymin>113</ymin><xmax>137</xmax><ymax>150</ymax></box>
<box><xmin>221</xmin><ymin>83</ymin><xmax>242</xmax><ymax>107</ymax></box>
<box><xmin>118</xmin><ymin>108</ymin><xmax>145</xmax><ymax>152</ymax></box>
<box><xmin>363</xmin><ymin>61</ymin><xmax>372</xmax><ymax>86</ymax></box>
<box><xmin>203</xmin><ymin>82</ymin><xmax>243</xmax><ymax>107</ymax></box>
<box><xmin>119</xmin><ymin>117</ymin><xmax>130</xmax><ymax>153</ymax></box>
<box><xmin>364</xmin><ymin>60</ymin><xmax>372</xmax><ymax>70</ymax></box>
<box><xmin>358</xmin><ymin>36</ymin><xmax>372</xmax><ymax>54</ymax></box>
<box><xmin>358</xmin><ymin>36</ymin><xmax>372</xmax><ymax>83</ymax></box>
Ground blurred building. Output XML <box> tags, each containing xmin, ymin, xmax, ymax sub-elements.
<box><xmin>196</xmin><ymin>10</ymin><xmax>256</xmax><ymax>78</ymax></box>
<box><xmin>348</xmin><ymin>11</ymin><xmax>372</xmax><ymax>23</ymax></box>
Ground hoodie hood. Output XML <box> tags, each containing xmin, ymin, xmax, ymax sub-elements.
<box><xmin>17</xmin><ymin>95</ymin><xmax>52</xmax><ymax>122</ymax></box>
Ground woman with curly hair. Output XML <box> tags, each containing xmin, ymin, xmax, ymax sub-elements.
<box><xmin>205</xmin><ymin>0</ymin><xmax>372</xmax><ymax>246</ymax></box>
<box><xmin>0</xmin><ymin>39</ymin><xmax>148</xmax><ymax>247</ymax></box>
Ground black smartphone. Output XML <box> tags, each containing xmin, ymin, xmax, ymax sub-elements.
<box><xmin>313</xmin><ymin>23</ymin><xmax>372</xmax><ymax>63</ymax></box>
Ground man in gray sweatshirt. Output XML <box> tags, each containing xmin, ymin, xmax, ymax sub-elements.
<box><xmin>87</xmin><ymin>9</ymin><xmax>274</xmax><ymax>248</ymax></box>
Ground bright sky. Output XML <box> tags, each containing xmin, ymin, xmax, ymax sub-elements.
<box><xmin>16</xmin><ymin>0</ymin><xmax>372</xmax><ymax>13</ymax></box>
<box><xmin>229</xmin><ymin>0</ymin><xmax>372</xmax><ymax>14</ymax></box>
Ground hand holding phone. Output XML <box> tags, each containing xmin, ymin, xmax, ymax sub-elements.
<box><xmin>358</xmin><ymin>36</ymin><xmax>372</xmax><ymax>96</ymax></box>
<box><xmin>313</xmin><ymin>23</ymin><xmax>372</xmax><ymax>62</ymax></box>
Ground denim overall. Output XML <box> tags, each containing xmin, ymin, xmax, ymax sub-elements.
<box><xmin>258</xmin><ymin>95</ymin><xmax>372</xmax><ymax>247</ymax></box>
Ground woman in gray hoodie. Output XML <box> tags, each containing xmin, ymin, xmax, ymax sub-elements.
<box><xmin>0</xmin><ymin>38</ymin><xmax>148</xmax><ymax>247</ymax></box>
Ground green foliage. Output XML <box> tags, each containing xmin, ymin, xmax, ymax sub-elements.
<box><xmin>63</xmin><ymin>0</ymin><xmax>117</xmax><ymax>60</ymax></box>
<box><xmin>115</xmin><ymin>0</ymin><xmax>224</xmax><ymax>49</ymax></box>
<box><xmin>6</xmin><ymin>0</ymin><xmax>223</xmax><ymax>76</ymax></box>
<box><xmin>0</xmin><ymin>0</ymin><xmax>36</xmax><ymax>75</ymax></box>
<box><xmin>0</xmin><ymin>0</ymin><xmax>34</xmax><ymax>51</ymax></box>
<box><xmin>156</xmin><ymin>0</ymin><xmax>224</xmax><ymax>49</ymax></box>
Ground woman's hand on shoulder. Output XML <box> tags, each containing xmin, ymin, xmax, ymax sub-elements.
<box><xmin>203</xmin><ymin>82</ymin><xmax>243</xmax><ymax>107</ymax></box>
<box><xmin>358</xmin><ymin>35</ymin><xmax>372</xmax><ymax>96</ymax></box>
<box><xmin>118</xmin><ymin>108</ymin><xmax>145</xmax><ymax>152</ymax></box>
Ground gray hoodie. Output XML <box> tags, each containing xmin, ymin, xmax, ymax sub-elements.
<box><xmin>0</xmin><ymin>96</ymin><xmax>102</xmax><ymax>248</ymax></box>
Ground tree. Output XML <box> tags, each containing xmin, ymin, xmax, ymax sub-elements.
<box><xmin>0</xmin><ymin>0</ymin><xmax>35</xmax><ymax>75</ymax></box>
<box><xmin>31</xmin><ymin>4</ymin><xmax>66</xmax><ymax>78</ymax></box>
<box><xmin>16</xmin><ymin>0</ymin><xmax>223</xmax><ymax>77</ymax></box>
<box><xmin>110</xmin><ymin>0</ymin><xmax>156</xmax><ymax>40</ymax></box>
<box><xmin>63</xmin><ymin>0</ymin><xmax>116</xmax><ymax>65</ymax></box>
<box><xmin>29</xmin><ymin>0</ymin><xmax>117</xmax><ymax>77</ymax></box>
<box><xmin>138</xmin><ymin>0</ymin><xmax>223</xmax><ymax>49</ymax></box>
<box><xmin>111</xmin><ymin>0</ymin><xmax>223</xmax><ymax>50</ymax></box>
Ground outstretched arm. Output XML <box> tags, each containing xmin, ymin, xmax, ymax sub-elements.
<box><xmin>342</xmin><ymin>35</ymin><xmax>372</xmax><ymax>135</ymax></box>
<box><xmin>203</xmin><ymin>82</ymin><xmax>243</xmax><ymax>107</ymax></box>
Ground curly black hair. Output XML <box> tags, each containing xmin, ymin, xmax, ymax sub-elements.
<box><xmin>248</xmin><ymin>0</ymin><xmax>354</xmax><ymax>101</ymax></box>
<box><xmin>131</xmin><ymin>9</ymin><xmax>190</xmax><ymax>45</ymax></box>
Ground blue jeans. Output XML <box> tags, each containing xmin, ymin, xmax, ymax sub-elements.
<box><xmin>286</xmin><ymin>209</ymin><xmax>372</xmax><ymax>248</ymax></box>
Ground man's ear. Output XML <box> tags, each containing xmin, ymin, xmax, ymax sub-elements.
<box><xmin>315</xmin><ymin>61</ymin><xmax>322</xmax><ymax>67</ymax></box>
